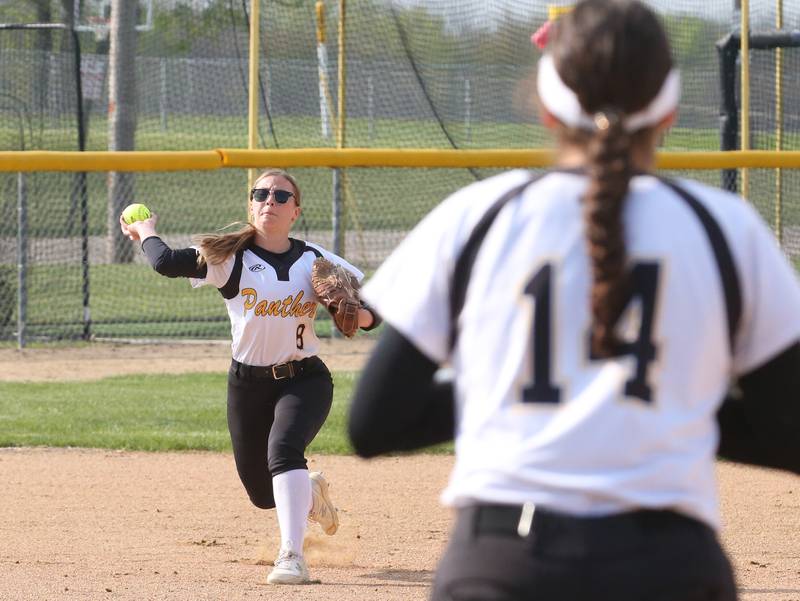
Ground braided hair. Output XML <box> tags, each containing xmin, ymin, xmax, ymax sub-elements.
<box><xmin>548</xmin><ymin>0</ymin><xmax>673</xmax><ymax>357</ymax></box>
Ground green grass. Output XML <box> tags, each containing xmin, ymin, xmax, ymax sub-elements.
<box><xmin>0</xmin><ymin>370</ymin><xmax>452</xmax><ymax>454</ymax></box>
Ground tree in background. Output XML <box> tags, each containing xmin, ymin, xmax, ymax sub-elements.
<box><xmin>107</xmin><ymin>0</ymin><xmax>138</xmax><ymax>263</ymax></box>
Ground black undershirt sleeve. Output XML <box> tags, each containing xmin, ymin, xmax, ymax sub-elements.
<box><xmin>716</xmin><ymin>340</ymin><xmax>800</xmax><ymax>474</ymax></box>
<box><xmin>141</xmin><ymin>236</ymin><xmax>208</xmax><ymax>279</ymax></box>
<box><xmin>359</xmin><ymin>301</ymin><xmax>382</xmax><ymax>332</ymax></box>
<box><xmin>350</xmin><ymin>327</ymin><xmax>800</xmax><ymax>472</ymax></box>
<box><xmin>348</xmin><ymin>325</ymin><xmax>454</xmax><ymax>457</ymax></box>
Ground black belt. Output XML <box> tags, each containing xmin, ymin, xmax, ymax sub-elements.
<box><xmin>466</xmin><ymin>504</ymin><xmax>708</xmax><ymax>555</ymax></box>
<box><xmin>231</xmin><ymin>358</ymin><xmax>309</xmax><ymax>380</ymax></box>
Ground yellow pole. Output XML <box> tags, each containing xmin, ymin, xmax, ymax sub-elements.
<box><xmin>775</xmin><ymin>0</ymin><xmax>784</xmax><ymax>242</ymax></box>
<box><xmin>547</xmin><ymin>4</ymin><xmax>573</xmax><ymax>20</ymax></box>
<box><xmin>331</xmin><ymin>0</ymin><xmax>347</xmax><ymax>259</ymax></box>
<box><xmin>316</xmin><ymin>2</ymin><xmax>326</xmax><ymax>46</ymax></box>
<box><xmin>15</xmin><ymin>148</ymin><xmax>800</xmax><ymax>172</ymax></box>
<box><xmin>337</xmin><ymin>0</ymin><xmax>346</xmax><ymax>149</ymax></box>
<box><xmin>247</xmin><ymin>0</ymin><xmax>260</xmax><ymax>196</ymax></box>
<box><xmin>316</xmin><ymin>1</ymin><xmax>336</xmax><ymax>139</ymax></box>
<box><xmin>740</xmin><ymin>0</ymin><xmax>750</xmax><ymax>200</ymax></box>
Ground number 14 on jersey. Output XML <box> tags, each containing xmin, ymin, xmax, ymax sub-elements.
<box><xmin>522</xmin><ymin>261</ymin><xmax>661</xmax><ymax>405</ymax></box>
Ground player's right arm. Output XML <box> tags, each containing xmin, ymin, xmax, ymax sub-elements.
<box><xmin>348</xmin><ymin>324</ymin><xmax>454</xmax><ymax>458</ymax></box>
<box><xmin>119</xmin><ymin>212</ymin><xmax>208</xmax><ymax>279</ymax></box>
<box><xmin>141</xmin><ymin>236</ymin><xmax>207</xmax><ymax>279</ymax></box>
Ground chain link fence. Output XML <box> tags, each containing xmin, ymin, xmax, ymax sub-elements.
<box><xmin>2</xmin><ymin>1</ymin><xmax>800</xmax><ymax>342</ymax></box>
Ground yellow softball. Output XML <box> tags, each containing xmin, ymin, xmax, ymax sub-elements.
<box><xmin>121</xmin><ymin>203</ymin><xmax>152</xmax><ymax>224</ymax></box>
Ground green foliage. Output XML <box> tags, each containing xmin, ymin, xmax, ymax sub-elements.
<box><xmin>147</xmin><ymin>4</ymin><xmax>201</xmax><ymax>56</ymax></box>
<box><xmin>0</xmin><ymin>2</ymin><xmax>35</xmax><ymax>23</ymax></box>
<box><xmin>662</xmin><ymin>14</ymin><xmax>722</xmax><ymax>66</ymax></box>
<box><xmin>138</xmin><ymin>0</ymin><xmax>242</xmax><ymax>57</ymax></box>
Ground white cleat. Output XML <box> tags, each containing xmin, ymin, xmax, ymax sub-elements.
<box><xmin>308</xmin><ymin>471</ymin><xmax>339</xmax><ymax>535</ymax></box>
<box><xmin>267</xmin><ymin>549</ymin><xmax>310</xmax><ymax>585</ymax></box>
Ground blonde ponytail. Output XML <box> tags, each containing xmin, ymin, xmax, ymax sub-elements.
<box><xmin>193</xmin><ymin>223</ymin><xmax>256</xmax><ymax>266</ymax></box>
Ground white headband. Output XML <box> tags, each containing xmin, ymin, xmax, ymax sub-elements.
<box><xmin>536</xmin><ymin>54</ymin><xmax>681</xmax><ymax>132</ymax></box>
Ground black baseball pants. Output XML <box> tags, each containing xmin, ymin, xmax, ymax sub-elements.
<box><xmin>431</xmin><ymin>504</ymin><xmax>737</xmax><ymax>601</ymax></box>
<box><xmin>226</xmin><ymin>356</ymin><xmax>334</xmax><ymax>509</ymax></box>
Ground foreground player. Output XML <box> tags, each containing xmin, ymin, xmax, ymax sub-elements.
<box><xmin>121</xmin><ymin>169</ymin><xmax>378</xmax><ymax>584</ymax></box>
<box><xmin>349</xmin><ymin>1</ymin><xmax>800</xmax><ymax>599</ymax></box>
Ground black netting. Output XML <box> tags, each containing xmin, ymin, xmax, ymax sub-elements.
<box><xmin>1</xmin><ymin>1</ymin><xmax>799</xmax><ymax>342</ymax></box>
<box><xmin>737</xmin><ymin>42</ymin><xmax>800</xmax><ymax>253</ymax></box>
<box><xmin>0</xmin><ymin>25</ymin><xmax>88</xmax><ymax>342</ymax></box>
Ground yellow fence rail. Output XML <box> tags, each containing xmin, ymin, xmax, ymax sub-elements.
<box><xmin>4</xmin><ymin>149</ymin><xmax>800</xmax><ymax>172</ymax></box>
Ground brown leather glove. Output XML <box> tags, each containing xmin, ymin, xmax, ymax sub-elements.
<box><xmin>311</xmin><ymin>257</ymin><xmax>361</xmax><ymax>338</ymax></box>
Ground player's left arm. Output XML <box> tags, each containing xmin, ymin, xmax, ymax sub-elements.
<box><xmin>309</xmin><ymin>244</ymin><xmax>381</xmax><ymax>331</ymax></box>
<box><xmin>717</xmin><ymin>340</ymin><xmax>800</xmax><ymax>474</ymax></box>
<box><xmin>348</xmin><ymin>324</ymin><xmax>454</xmax><ymax>458</ymax></box>
<box><xmin>357</xmin><ymin>301</ymin><xmax>381</xmax><ymax>331</ymax></box>
<box><xmin>715</xmin><ymin>198</ymin><xmax>800</xmax><ymax>474</ymax></box>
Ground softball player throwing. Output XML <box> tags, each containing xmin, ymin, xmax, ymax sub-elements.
<box><xmin>120</xmin><ymin>169</ymin><xmax>379</xmax><ymax>585</ymax></box>
<box><xmin>349</xmin><ymin>2</ymin><xmax>800</xmax><ymax>599</ymax></box>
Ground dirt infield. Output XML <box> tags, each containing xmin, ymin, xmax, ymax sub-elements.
<box><xmin>1</xmin><ymin>342</ymin><xmax>799</xmax><ymax>600</ymax></box>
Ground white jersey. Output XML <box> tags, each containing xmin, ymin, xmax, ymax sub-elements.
<box><xmin>191</xmin><ymin>239</ymin><xmax>363</xmax><ymax>366</ymax></box>
<box><xmin>362</xmin><ymin>169</ymin><xmax>800</xmax><ymax>530</ymax></box>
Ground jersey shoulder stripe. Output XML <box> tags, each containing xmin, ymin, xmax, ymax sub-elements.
<box><xmin>249</xmin><ymin>238</ymin><xmax>312</xmax><ymax>281</ymax></box>
<box><xmin>448</xmin><ymin>173</ymin><xmax>541</xmax><ymax>350</ymax></box>
<box><xmin>217</xmin><ymin>239</ymin><xmax>324</xmax><ymax>299</ymax></box>
<box><xmin>659</xmin><ymin>177</ymin><xmax>742</xmax><ymax>352</ymax></box>
<box><xmin>446</xmin><ymin>172</ymin><xmax>742</xmax><ymax>357</ymax></box>
<box><xmin>303</xmin><ymin>241</ymin><xmax>324</xmax><ymax>258</ymax></box>
<box><xmin>219</xmin><ymin>248</ymin><xmax>246</xmax><ymax>300</ymax></box>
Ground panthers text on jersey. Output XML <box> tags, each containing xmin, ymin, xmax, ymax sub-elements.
<box><xmin>192</xmin><ymin>239</ymin><xmax>362</xmax><ymax>366</ymax></box>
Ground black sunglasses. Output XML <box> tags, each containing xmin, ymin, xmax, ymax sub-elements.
<box><xmin>250</xmin><ymin>188</ymin><xmax>295</xmax><ymax>204</ymax></box>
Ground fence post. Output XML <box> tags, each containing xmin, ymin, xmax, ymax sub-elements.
<box><xmin>17</xmin><ymin>173</ymin><xmax>28</xmax><ymax>349</ymax></box>
<box><xmin>368</xmin><ymin>74</ymin><xmax>374</xmax><ymax>143</ymax></box>
<box><xmin>160</xmin><ymin>57</ymin><xmax>168</xmax><ymax>132</ymax></box>
<box><xmin>464</xmin><ymin>77</ymin><xmax>471</xmax><ymax>144</ymax></box>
